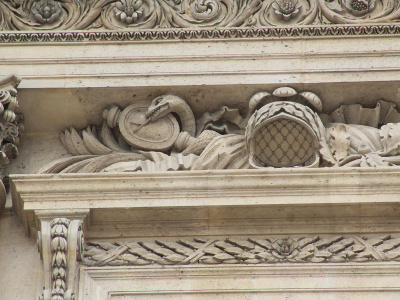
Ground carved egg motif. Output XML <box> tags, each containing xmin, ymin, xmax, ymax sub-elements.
<box><xmin>119</xmin><ymin>103</ymin><xmax>179</xmax><ymax>151</ymax></box>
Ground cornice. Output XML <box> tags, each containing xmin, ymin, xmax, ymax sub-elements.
<box><xmin>11</xmin><ymin>168</ymin><xmax>400</xmax><ymax>209</ymax></box>
<box><xmin>10</xmin><ymin>168</ymin><xmax>400</xmax><ymax>238</ymax></box>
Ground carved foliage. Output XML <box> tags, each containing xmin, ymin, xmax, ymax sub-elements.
<box><xmin>49</xmin><ymin>218</ymin><xmax>70</xmax><ymax>300</ymax></box>
<box><xmin>45</xmin><ymin>86</ymin><xmax>400</xmax><ymax>173</ymax></box>
<box><xmin>38</xmin><ymin>218</ymin><xmax>84</xmax><ymax>300</ymax></box>
<box><xmin>320</xmin><ymin>0</ymin><xmax>400</xmax><ymax>24</ymax></box>
<box><xmin>31</xmin><ymin>0</ymin><xmax>63</xmax><ymax>25</ymax></box>
<box><xmin>0</xmin><ymin>75</ymin><xmax>22</xmax><ymax>167</ymax></box>
<box><xmin>0</xmin><ymin>74</ymin><xmax>23</xmax><ymax>211</ymax></box>
<box><xmin>1</xmin><ymin>0</ymin><xmax>400</xmax><ymax>31</ymax></box>
<box><xmin>84</xmin><ymin>235</ymin><xmax>400</xmax><ymax>266</ymax></box>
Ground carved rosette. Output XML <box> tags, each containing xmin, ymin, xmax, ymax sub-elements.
<box><xmin>38</xmin><ymin>218</ymin><xmax>84</xmax><ymax>300</ymax></box>
<box><xmin>0</xmin><ymin>74</ymin><xmax>23</xmax><ymax>211</ymax></box>
<box><xmin>319</xmin><ymin>0</ymin><xmax>400</xmax><ymax>24</ymax></box>
<box><xmin>272</xmin><ymin>0</ymin><xmax>302</xmax><ymax>21</ymax></box>
<box><xmin>344</xmin><ymin>0</ymin><xmax>376</xmax><ymax>16</ymax></box>
<box><xmin>114</xmin><ymin>0</ymin><xmax>144</xmax><ymax>24</ymax></box>
<box><xmin>1</xmin><ymin>0</ymin><xmax>400</xmax><ymax>31</ymax></box>
<box><xmin>31</xmin><ymin>0</ymin><xmax>63</xmax><ymax>24</ymax></box>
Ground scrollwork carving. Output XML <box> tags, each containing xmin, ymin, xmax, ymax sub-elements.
<box><xmin>1</xmin><ymin>0</ymin><xmax>400</xmax><ymax>31</ymax></box>
<box><xmin>102</xmin><ymin>0</ymin><xmax>160</xmax><ymax>29</ymax></box>
<box><xmin>319</xmin><ymin>0</ymin><xmax>400</xmax><ymax>24</ymax></box>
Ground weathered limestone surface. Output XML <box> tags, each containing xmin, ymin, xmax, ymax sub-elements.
<box><xmin>0</xmin><ymin>211</ymin><xmax>43</xmax><ymax>299</ymax></box>
<box><xmin>3</xmin><ymin>4</ymin><xmax>400</xmax><ymax>298</ymax></box>
<box><xmin>79</xmin><ymin>264</ymin><xmax>400</xmax><ymax>299</ymax></box>
<box><xmin>4</xmin><ymin>36</ymin><xmax>400</xmax><ymax>90</ymax></box>
<box><xmin>9</xmin><ymin>168</ymin><xmax>400</xmax><ymax>299</ymax></box>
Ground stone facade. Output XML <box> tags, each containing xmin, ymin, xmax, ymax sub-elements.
<box><xmin>2</xmin><ymin>0</ymin><xmax>400</xmax><ymax>299</ymax></box>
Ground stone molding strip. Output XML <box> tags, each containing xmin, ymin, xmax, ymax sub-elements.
<box><xmin>11</xmin><ymin>169</ymin><xmax>400</xmax><ymax>238</ymax></box>
<box><xmin>84</xmin><ymin>235</ymin><xmax>400</xmax><ymax>266</ymax></box>
<box><xmin>2</xmin><ymin>24</ymin><xmax>400</xmax><ymax>43</ymax></box>
<box><xmin>12</xmin><ymin>169</ymin><xmax>400</xmax><ymax>210</ymax></box>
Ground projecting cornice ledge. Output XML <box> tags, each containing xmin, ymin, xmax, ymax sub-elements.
<box><xmin>10</xmin><ymin>168</ymin><xmax>400</xmax><ymax>238</ymax></box>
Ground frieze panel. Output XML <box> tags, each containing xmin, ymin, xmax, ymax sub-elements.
<box><xmin>83</xmin><ymin>235</ymin><xmax>400</xmax><ymax>266</ymax></box>
<box><xmin>40</xmin><ymin>87</ymin><xmax>400</xmax><ymax>173</ymax></box>
<box><xmin>1</xmin><ymin>0</ymin><xmax>400</xmax><ymax>31</ymax></box>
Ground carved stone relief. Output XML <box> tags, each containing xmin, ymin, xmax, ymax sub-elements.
<box><xmin>0</xmin><ymin>74</ymin><xmax>23</xmax><ymax>211</ymax></box>
<box><xmin>83</xmin><ymin>235</ymin><xmax>400</xmax><ymax>266</ymax></box>
<box><xmin>1</xmin><ymin>0</ymin><xmax>400</xmax><ymax>31</ymax></box>
<box><xmin>37</xmin><ymin>217</ymin><xmax>84</xmax><ymax>300</ymax></box>
<box><xmin>40</xmin><ymin>86</ymin><xmax>400</xmax><ymax>173</ymax></box>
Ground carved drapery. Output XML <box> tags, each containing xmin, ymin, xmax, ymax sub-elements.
<box><xmin>0</xmin><ymin>74</ymin><xmax>23</xmax><ymax>211</ymax></box>
<box><xmin>1</xmin><ymin>0</ymin><xmax>400</xmax><ymax>31</ymax></box>
<box><xmin>40</xmin><ymin>87</ymin><xmax>400</xmax><ymax>173</ymax></box>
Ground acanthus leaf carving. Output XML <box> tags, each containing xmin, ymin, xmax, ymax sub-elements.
<box><xmin>0</xmin><ymin>74</ymin><xmax>23</xmax><ymax>212</ymax></box>
<box><xmin>319</xmin><ymin>0</ymin><xmax>400</xmax><ymax>24</ymax></box>
<box><xmin>327</xmin><ymin>123</ymin><xmax>350</xmax><ymax>162</ymax></box>
<box><xmin>44</xmin><ymin>85</ymin><xmax>400</xmax><ymax>173</ymax></box>
<box><xmin>1</xmin><ymin>0</ymin><xmax>400</xmax><ymax>31</ymax></box>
